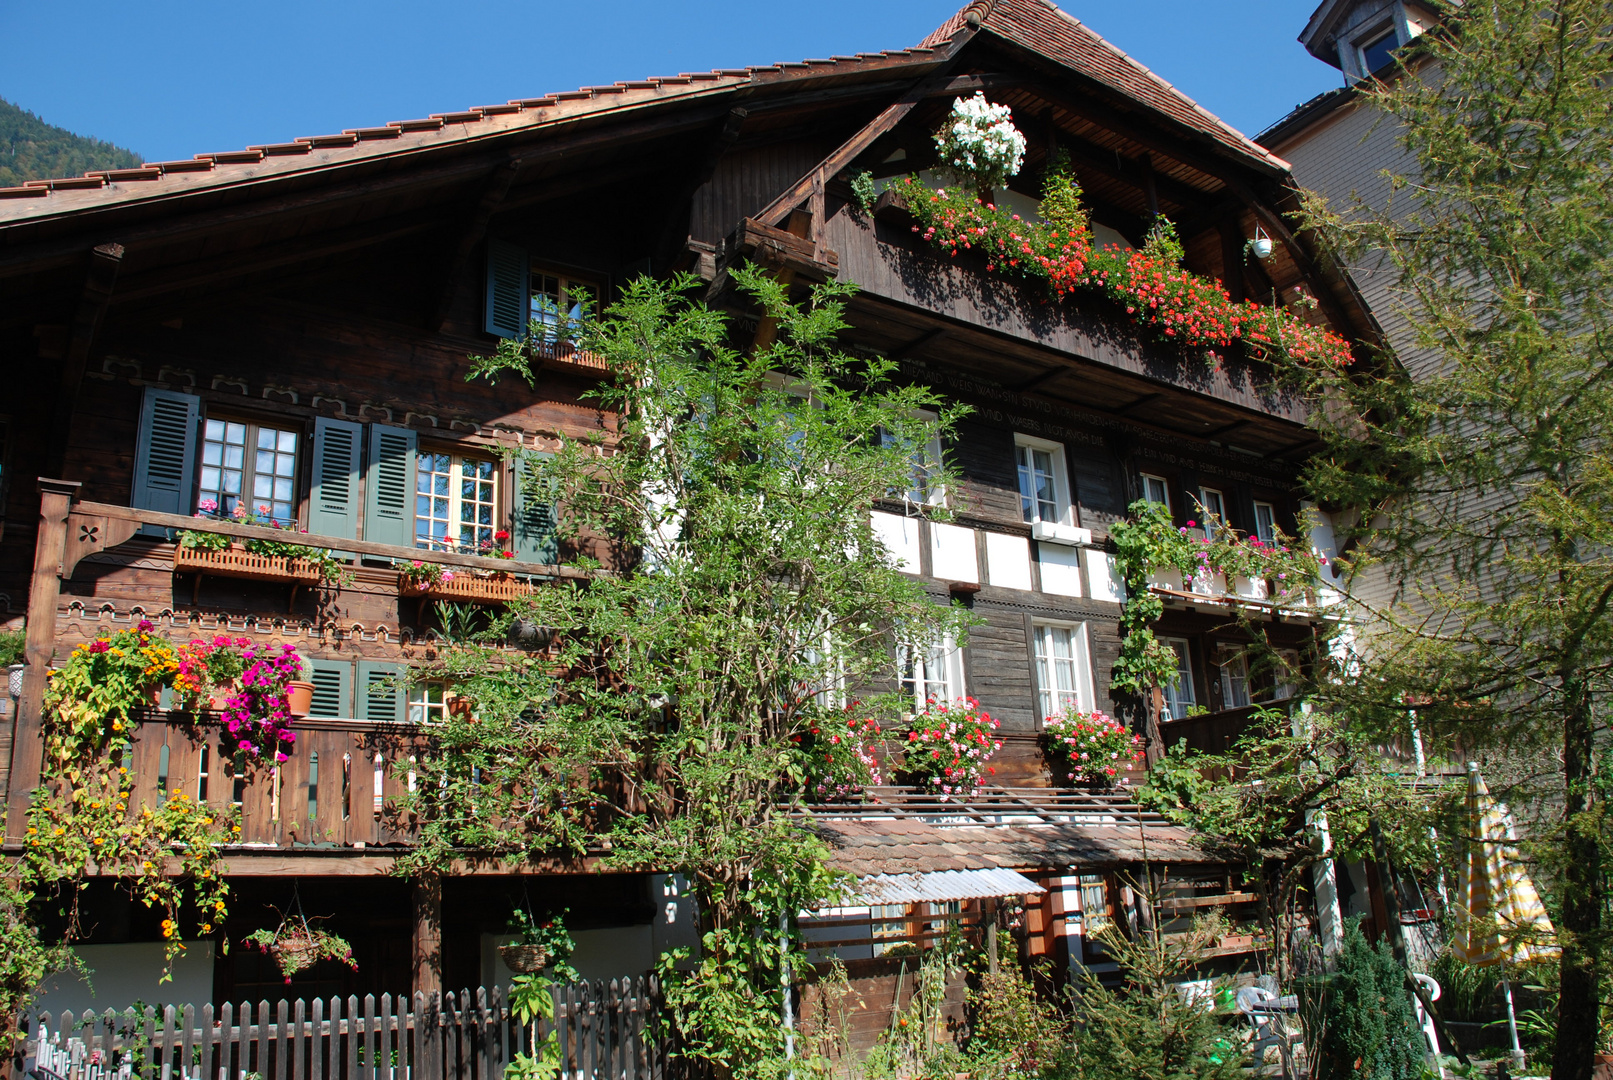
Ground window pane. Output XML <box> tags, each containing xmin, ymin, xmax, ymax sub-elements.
<box><xmin>1254</xmin><ymin>502</ymin><xmax>1277</xmax><ymax>544</ymax></box>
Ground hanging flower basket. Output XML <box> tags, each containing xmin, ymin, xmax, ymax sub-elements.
<box><xmin>244</xmin><ymin>911</ymin><xmax>357</xmax><ymax>981</ymax></box>
<box><xmin>499</xmin><ymin>943</ymin><xmax>551</xmax><ymax>973</ymax></box>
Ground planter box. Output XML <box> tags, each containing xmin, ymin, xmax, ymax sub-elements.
<box><xmin>175</xmin><ymin>545</ymin><xmax>321</xmax><ymax>585</ymax></box>
<box><xmin>400</xmin><ymin>574</ymin><xmax>535</xmax><ymax>604</ymax></box>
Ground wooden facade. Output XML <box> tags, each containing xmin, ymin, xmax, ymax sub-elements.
<box><xmin>0</xmin><ymin>0</ymin><xmax>1363</xmax><ymax>1024</ymax></box>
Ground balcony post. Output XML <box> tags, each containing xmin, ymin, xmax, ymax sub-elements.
<box><xmin>4</xmin><ymin>479</ymin><xmax>82</xmax><ymax>838</ymax></box>
<box><xmin>413</xmin><ymin>874</ymin><xmax>443</xmax><ymax>994</ymax></box>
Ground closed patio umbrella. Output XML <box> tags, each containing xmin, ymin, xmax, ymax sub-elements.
<box><xmin>1450</xmin><ymin>763</ymin><xmax>1557</xmax><ymax>1065</ymax></box>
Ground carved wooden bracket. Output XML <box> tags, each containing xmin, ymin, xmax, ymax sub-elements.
<box><xmin>62</xmin><ymin>510</ymin><xmax>142</xmax><ymax>579</ymax></box>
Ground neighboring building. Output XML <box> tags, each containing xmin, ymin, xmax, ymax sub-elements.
<box><xmin>0</xmin><ymin>0</ymin><xmax>1369</xmax><ymax>1037</ymax></box>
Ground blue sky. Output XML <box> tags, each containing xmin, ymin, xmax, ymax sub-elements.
<box><xmin>1</xmin><ymin>1</ymin><xmax>1344</xmax><ymax>166</ymax></box>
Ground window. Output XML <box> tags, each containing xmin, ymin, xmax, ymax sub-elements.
<box><xmin>1016</xmin><ymin>434</ymin><xmax>1073</xmax><ymax>526</ymax></box>
<box><xmin>871</xmin><ymin>903</ymin><xmax>908</xmax><ymax>957</ymax></box>
<box><xmin>530</xmin><ymin>269</ymin><xmax>595</xmax><ymax>342</ymax></box>
<box><xmin>409</xmin><ymin>681</ymin><xmax>448</xmax><ymax>725</ymax></box>
<box><xmin>1216</xmin><ymin>646</ymin><xmax>1250</xmax><ymax>709</ymax></box>
<box><xmin>199</xmin><ymin>418</ymin><xmax>300</xmax><ymax>523</ymax></box>
<box><xmin>1196</xmin><ymin>487</ymin><xmax>1226</xmax><ymax>532</ymax></box>
<box><xmin>1359</xmin><ymin>27</ymin><xmax>1398</xmax><ymax>75</ymax></box>
<box><xmin>1253</xmin><ymin>501</ymin><xmax>1278</xmax><ymax>545</ymax></box>
<box><xmin>1268</xmin><ymin>649</ymin><xmax>1302</xmax><ymax>701</ymax></box>
<box><xmin>1141</xmin><ymin>474</ymin><xmax>1171</xmax><ymax>513</ymax></box>
<box><xmin>415</xmin><ymin>452</ymin><xmax>500</xmax><ymax>552</ymax></box>
<box><xmin>1033</xmin><ymin>622</ymin><xmax>1094</xmax><ymax>719</ymax></box>
<box><xmin>1161</xmin><ymin>637</ymin><xmax>1196</xmax><ymax>720</ymax></box>
<box><xmin>899</xmin><ymin>635</ymin><xmax>963</xmax><ymax>709</ymax></box>
<box><xmin>882</xmin><ymin>410</ymin><xmax>945</xmax><ymax>505</ymax></box>
<box><xmin>1078</xmin><ymin>874</ymin><xmax>1110</xmax><ymax>935</ymax></box>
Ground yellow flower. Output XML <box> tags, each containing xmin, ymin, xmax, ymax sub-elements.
<box><xmin>118</xmin><ymin>766</ymin><xmax>127</xmax><ymax>774</ymax></box>
<box><xmin>231</xmin><ymin>825</ymin><xmax>241</xmax><ymax>833</ymax></box>
<box><xmin>202</xmin><ymin>817</ymin><xmax>212</xmax><ymax>825</ymax></box>
<box><xmin>92</xmin><ymin>837</ymin><xmax>103</xmax><ymax>845</ymax></box>
<box><xmin>111</xmin><ymin>721</ymin><xmax>123</xmax><ymax>732</ymax></box>
<box><xmin>53</xmin><ymin>828</ymin><xmax>64</xmax><ymax>836</ymax></box>
<box><xmin>214</xmin><ymin>900</ymin><xmax>225</xmax><ymax>911</ymax></box>
<box><xmin>26</xmin><ymin>828</ymin><xmax>35</xmax><ymax>836</ymax></box>
<box><xmin>142</xmin><ymin>861</ymin><xmax>153</xmax><ymax>870</ymax></box>
<box><xmin>161</xmin><ymin>919</ymin><xmax>173</xmax><ymax>928</ymax></box>
<box><xmin>201</xmin><ymin>924</ymin><xmax>212</xmax><ymax>934</ymax></box>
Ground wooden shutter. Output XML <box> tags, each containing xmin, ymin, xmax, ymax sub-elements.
<box><xmin>511</xmin><ymin>451</ymin><xmax>559</xmax><ymax>565</ymax></box>
<box><xmin>484</xmin><ymin>240</ymin><xmax>528</xmax><ymax>339</ymax></box>
<box><xmin>306</xmin><ymin>658</ymin><xmax>352</xmax><ymax>720</ymax></box>
<box><xmin>308</xmin><ymin>417</ymin><xmax>363</xmax><ymax>541</ymax></box>
<box><xmin>131</xmin><ymin>387</ymin><xmax>201</xmax><ymax>526</ymax></box>
<box><xmin>356</xmin><ymin>661</ymin><xmax>406</xmax><ymax>725</ymax></box>
<box><xmin>365</xmin><ymin>424</ymin><xmax>417</xmax><ymax>547</ymax></box>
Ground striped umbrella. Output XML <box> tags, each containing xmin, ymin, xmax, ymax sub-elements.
<box><xmin>1450</xmin><ymin>763</ymin><xmax>1557</xmax><ymax>1063</ymax></box>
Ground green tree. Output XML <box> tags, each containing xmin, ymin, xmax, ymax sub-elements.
<box><xmin>404</xmin><ymin>267</ymin><xmax>971</xmax><ymax>1078</ymax></box>
<box><xmin>1308</xmin><ymin>921</ymin><xmax>1426</xmax><ymax>1080</ymax></box>
<box><xmin>1290</xmin><ymin>1</ymin><xmax>1613</xmax><ymax>1072</ymax></box>
<box><xmin>0</xmin><ymin>97</ymin><xmax>140</xmax><ymax>187</ymax></box>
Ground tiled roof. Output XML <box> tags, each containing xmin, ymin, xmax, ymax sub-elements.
<box><xmin>0</xmin><ymin>48</ymin><xmax>950</xmax><ymax>214</ymax></box>
<box><xmin>813</xmin><ymin>816</ymin><xmax>1214</xmax><ymax>876</ymax></box>
<box><xmin>0</xmin><ymin>0</ymin><xmax>1288</xmax><ymax>219</ymax></box>
<box><xmin>920</xmin><ymin>0</ymin><xmax>1290</xmax><ymax>173</ymax></box>
<box><xmin>801</xmin><ymin>787</ymin><xmax>1216</xmax><ymax>874</ymax></box>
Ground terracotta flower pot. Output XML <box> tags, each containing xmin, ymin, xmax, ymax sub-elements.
<box><xmin>286</xmin><ymin>681</ymin><xmax>315</xmax><ymax>717</ymax></box>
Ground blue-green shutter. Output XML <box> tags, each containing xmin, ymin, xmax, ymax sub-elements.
<box><xmin>131</xmin><ymin>387</ymin><xmax>200</xmax><ymax>533</ymax></box>
<box><xmin>308</xmin><ymin>417</ymin><xmax>363</xmax><ymax>542</ymax></box>
<box><xmin>484</xmin><ymin>240</ymin><xmax>528</xmax><ymax>339</ymax></box>
<box><xmin>512</xmin><ymin>451</ymin><xmax>559</xmax><ymax>565</ymax></box>
<box><xmin>356</xmin><ymin>661</ymin><xmax>406</xmax><ymax>725</ymax></box>
<box><xmin>365</xmin><ymin>424</ymin><xmax>417</xmax><ymax>548</ymax></box>
<box><xmin>306</xmin><ymin>659</ymin><xmax>352</xmax><ymax>721</ymax></box>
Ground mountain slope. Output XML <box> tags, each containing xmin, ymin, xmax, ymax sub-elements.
<box><xmin>0</xmin><ymin>97</ymin><xmax>142</xmax><ymax>187</ymax></box>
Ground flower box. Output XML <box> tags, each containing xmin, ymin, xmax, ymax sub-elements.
<box><xmin>175</xmin><ymin>545</ymin><xmax>322</xmax><ymax>585</ymax></box>
<box><xmin>399</xmin><ymin>574</ymin><xmax>535</xmax><ymax>604</ymax></box>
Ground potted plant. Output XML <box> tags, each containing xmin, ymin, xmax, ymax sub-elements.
<box><xmin>395</xmin><ymin>557</ymin><xmax>534</xmax><ymax>605</ymax></box>
<box><xmin>174</xmin><ymin>634</ymin><xmax>252</xmax><ymax>712</ymax></box>
<box><xmin>218</xmin><ymin>643</ymin><xmax>302</xmax><ymax>763</ymax></box>
<box><xmin>244</xmin><ymin>914</ymin><xmax>357</xmax><ymax>983</ymax></box>
<box><xmin>901</xmin><ymin>697</ymin><xmax>1002</xmax><ymax>800</ymax></box>
<box><xmin>792</xmin><ymin>705</ymin><xmax>883</xmax><ymax>802</ymax></box>
<box><xmin>1042</xmin><ymin>708</ymin><xmax>1144</xmax><ymax>788</ymax></box>
<box><xmin>285</xmin><ymin>652</ymin><xmax>315</xmax><ymax>717</ymax></box>
<box><xmin>500</xmin><ymin>907</ymin><xmax>576</xmax><ymax>976</ymax></box>
<box><xmin>44</xmin><ymin>621</ymin><xmax>179</xmax><ymax>755</ymax></box>
<box><xmin>175</xmin><ymin>502</ymin><xmax>351</xmax><ymax>592</ymax></box>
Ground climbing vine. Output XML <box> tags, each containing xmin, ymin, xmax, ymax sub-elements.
<box><xmin>1108</xmin><ymin>500</ymin><xmax>1329</xmax><ymax>700</ymax></box>
<box><xmin>17</xmin><ymin>622</ymin><xmax>239</xmax><ymax>978</ymax></box>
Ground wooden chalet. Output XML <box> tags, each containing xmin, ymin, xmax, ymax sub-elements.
<box><xmin>0</xmin><ymin>0</ymin><xmax>1370</xmax><ymax>1036</ymax></box>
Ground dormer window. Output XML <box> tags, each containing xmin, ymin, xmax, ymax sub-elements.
<box><xmin>1358</xmin><ymin>26</ymin><xmax>1399</xmax><ymax>76</ymax></box>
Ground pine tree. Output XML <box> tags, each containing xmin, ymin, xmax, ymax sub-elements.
<box><xmin>1310</xmin><ymin>921</ymin><xmax>1425</xmax><ymax>1080</ymax></box>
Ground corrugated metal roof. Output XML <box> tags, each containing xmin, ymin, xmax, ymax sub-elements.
<box><xmin>854</xmin><ymin>866</ymin><xmax>1045</xmax><ymax>904</ymax></box>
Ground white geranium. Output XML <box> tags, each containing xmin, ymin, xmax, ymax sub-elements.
<box><xmin>934</xmin><ymin>92</ymin><xmax>1026</xmax><ymax>191</ymax></box>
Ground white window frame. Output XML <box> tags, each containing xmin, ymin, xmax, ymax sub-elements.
<box><xmin>1017</xmin><ymin>433</ymin><xmax>1083</xmax><ymax>544</ymax></box>
<box><xmin>1216</xmin><ymin>645</ymin><xmax>1251</xmax><ymax>710</ymax></box>
<box><xmin>528</xmin><ymin>267</ymin><xmax>596</xmax><ymax>344</ymax></box>
<box><xmin>883</xmin><ymin>409</ymin><xmax>946</xmax><ymax>507</ymax></box>
<box><xmin>1032</xmin><ymin>621</ymin><xmax>1095</xmax><ymax>720</ymax></box>
<box><xmin>1253</xmin><ymin>501</ymin><xmax>1278</xmax><ymax>545</ymax></box>
<box><xmin>1161</xmin><ymin>636</ymin><xmax>1196</xmax><ymax>720</ymax></box>
<box><xmin>1268</xmin><ymin>649</ymin><xmax>1302</xmax><ymax>702</ymax></box>
<box><xmin>408</xmin><ymin>680</ymin><xmax>448</xmax><ymax>725</ymax></box>
<box><xmin>899</xmin><ymin>634</ymin><xmax>964</xmax><ymax>711</ymax></box>
<box><xmin>1141</xmin><ymin>473</ymin><xmax>1172</xmax><ymax>514</ymax></box>
<box><xmin>415</xmin><ymin>450</ymin><xmax>501</xmax><ymax>553</ymax></box>
<box><xmin>1356</xmin><ymin>24</ymin><xmax>1399</xmax><ymax>77</ymax></box>
<box><xmin>1195</xmin><ymin>487</ymin><xmax>1226</xmax><ymax>532</ymax></box>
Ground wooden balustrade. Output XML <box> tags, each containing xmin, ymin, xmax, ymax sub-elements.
<box><xmin>122</xmin><ymin>712</ymin><xmax>434</xmax><ymax>851</ymax></box>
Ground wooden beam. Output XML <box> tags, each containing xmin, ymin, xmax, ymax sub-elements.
<box><xmin>1217</xmin><ymin>215</ymin><xmax>1246</xmax><ymax>304</ymax></box>
<box><xmin>110</xmin><ymin>214</ymin><xmax>450</xmax><ymax>309</ymax></box>
<box><xmin>756</xmin><ymin>73</ymin><xmax>1020</xmax><ymax>228</ymax></box>
<box><xmin>654</xmin><ymin>107</ymin><xmax>749</xmax><ymax>269</ymax></box>
<box><xmin>427</xmin><ymin>158</ymin><xmax>521</xmax><ymax>331</ymax></box>
<box><xmin>70</xmin><ymin>498</ymin><xmax>590</xmax><ymax>580</ymax></box>
<box><xmin>1012</xmin><ymin>365</ymin><xmax>1069</xmax><ymax>393</ymax></box>
<box><xmin>1201</xmin><ymin>419</ymin><xmax>1250</xmax><ymax>440</ymax></box>
<box><xmin>5</xmin><ymin>479</ymin><xmax>80</xmax><ymax>837</ymax></box>
<box><xmin>413</xmin><ymin>876</ymin><xmax>443</xmax><ymax>995</ymax></box>
<box><xmin>1051</xmin><ymin>131</ymin><xmax>1209</xmax><ymax>213</ymax></box>
<box><xmin>891</xmin><ymin>326</ymin><xmax>948</xmax><ymax>360</ymax></box>
<box><xmin>46</xmin><ymin>243</ymin><xmax>123</xmax><ymax>476</ymax></box>
<box><xmin>1118</xmin><ymin>392</ymin><xmax>1164</xmax><ymax>415</ymax></box>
